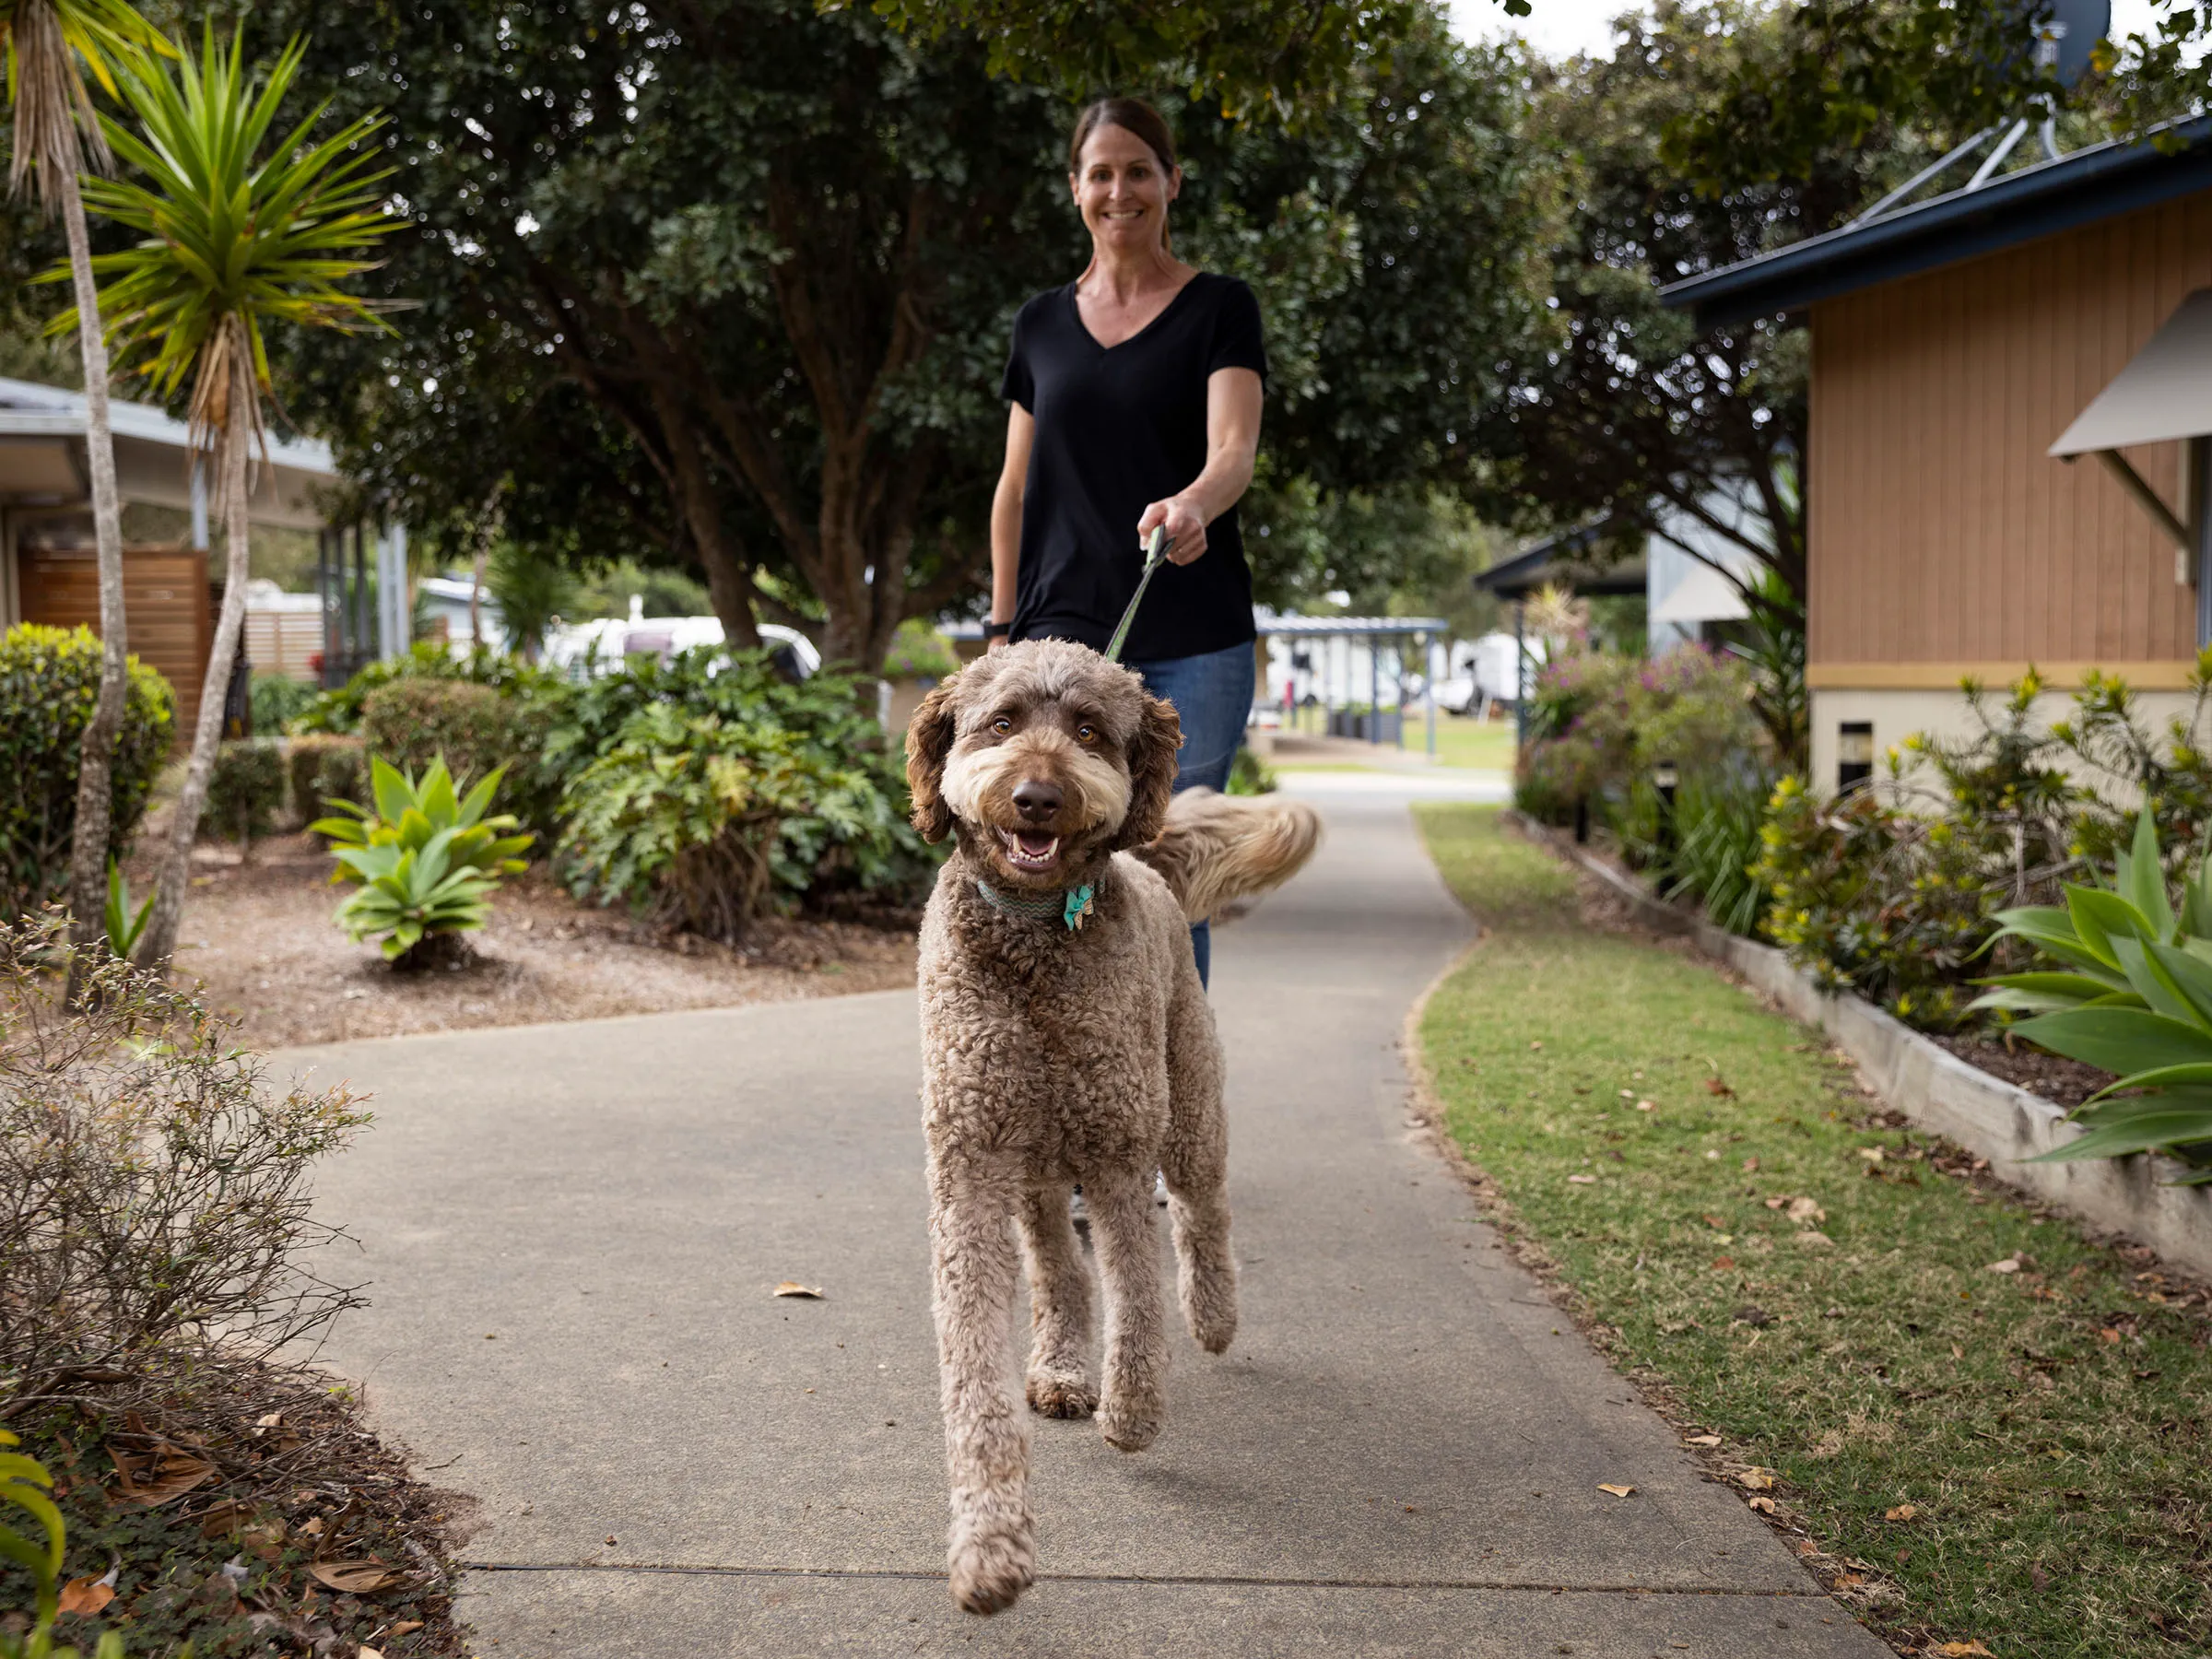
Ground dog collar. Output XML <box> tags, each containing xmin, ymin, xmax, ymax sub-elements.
<box><xmin>975</xmin><ymin>879</ymin><xmax>1097</xmax><ymax>932</ymax></box>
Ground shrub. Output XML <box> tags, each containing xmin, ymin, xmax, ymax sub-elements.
<box><xmin>0</xmin><ymin>624</ymin><xmax>175</xmax><ymax>918</ymax></box>
<box><xmin>202</xmin><ymin>737</ymin><xmax>287</xmax><ymax>844</ymax></box>
<box><xmin>0</xmin><ymin>912</ymin><xmax>369</xmax><ymax>1409</ymax></box>
<box><xmin>287</xmin><ymin>733</ymin><xmax>367</xmax><ymax>830</ymax></box>
<box><xmin>246</xmin><ymin>670</ymin><xmax>318</xmax><ymax>735</ymax></box>
<box><xmin>1630</xmin><ymin>776</ymin><xmax>1773</xmax><ymax>937</ymax></box>
<box><xmin>313</xmin><ymin>758</ymin><xmax>534</xmax><ymax>968</ymax></box>
<box><xmin>359</xmin><ymin>678</ymin><xmax>512</xmax><ymax>781</ymax></box>
<box><xmin>1226</xmin><ymin>747</ymin><xmax>1277</xmax><ymax>795</ymax></box>
<box><xmin>558</xmin><ymin>700</ymin><xmax>933</xmax><ymax>940</ymax></box>
<box><xmin>290</xmin><ymin>641</ymin><xmax>565</xmax><ymax>735</ymax></box>
<box><xmin>880</xmin><ymin>618</ymin><xmax>960</xmax><ymax>680</ymax></box>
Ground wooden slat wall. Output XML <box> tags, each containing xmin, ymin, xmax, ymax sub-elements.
<box><xmin>1807</xmin><ymin>193</ymin><xmax>2209</xmax><ymax>669</ymax></box>
<box><xmin>18</xmin><ymin>546</ymin><xmax>211</xmax><ymax>735</ymax></box>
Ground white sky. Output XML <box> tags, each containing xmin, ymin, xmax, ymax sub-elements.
<box><xmin>1446</xmin><ymin>0</ymin><xmax>2167</xmax><ymax>64</ymax></box>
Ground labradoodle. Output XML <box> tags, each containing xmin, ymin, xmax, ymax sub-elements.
<box><xmin>904</xmin><ymin>638</ymin><xmax>1322</xmax><ymax>1616</ymax></box>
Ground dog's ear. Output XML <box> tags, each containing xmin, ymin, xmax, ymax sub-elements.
<box><xmin>1113</xmin><ymin>691</ymin><xmax>1183</xmax><ymax>849</ymax></box>
<box><xmin>905</xmin><ymin>676</ymin><xmax>962</xmax><ymax>843</ymax></box>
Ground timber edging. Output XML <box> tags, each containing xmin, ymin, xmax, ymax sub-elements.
<box><xmin>1504</xmin><ymin>810</ymin><xmax>2212</xmax><ymax>1282</ymax></box>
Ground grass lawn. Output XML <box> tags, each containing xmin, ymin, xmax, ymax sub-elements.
<box><xmin>1413</xmin><ymin>804</ymin><xmax>2211</xmax><ymax>1658</ymax></box>
<box><xmin>1430</xmin><ymin>713</ymin><xmax>1516</xmax><ymax>771</ymax></box>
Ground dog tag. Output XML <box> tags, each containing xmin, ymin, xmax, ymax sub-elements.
<box><xmin>1063</xmin><ymin>884</ymin><xmax>1095</xmax><ymax>932</ymax></box>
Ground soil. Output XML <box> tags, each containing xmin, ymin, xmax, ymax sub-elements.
<box><xmin>1931</xmin><ymin>1031</ymin><xmax>2118</xmax><ymax>1111</ymax></box>
<box><xmin>155</xmin><ymin>832</ymin><xmax>919</xmax><ymax>1050</ymax></box>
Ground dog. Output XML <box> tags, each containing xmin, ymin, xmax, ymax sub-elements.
<box><xmin>904</xmin><ymin>638</ymin><xmax>1322</xmax><ymax>1615</ymax></box>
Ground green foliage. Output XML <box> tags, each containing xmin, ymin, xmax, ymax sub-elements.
<box><xmin>100</xmin><ymin>858</ymin><xmax>150</xmax><ymax>960</ymax></box>
<box><xmin>1225</xmin><ymin>747</ymin><xmax>1277</xmax><ymax>796</ymax></box>
<box><xmin>245</xmin><ymin>670</ymin><xmax>316</xmax><ymax>735</ymax></box>
<box><xmin>555</xmin><ymin>659</ymin><xmax>937</xmax><ymax>937</ymax></box>
<box><xmin>313</xmin><ymin>758</ymin><xmax>533</xmax><ymax>965</ymax></box>
<box><xmin>879</xmin><ymin>618</ymin><xmax>959</xmax><ymax>681</ymax></box>
<box><xmin>284</xmin><ymin>733</ymin><xmax>365</xmax><ymax>832</ymax></box>
<box><xmin>358</xmin><ymin>678</ymin><xmax>545</xmax><ymax>819</ymax></box>
<box><xmin>1975</xmin><ymin>804</ymin><xmax>2212</xmax><ymax>1172</ymax></box>
<box><xmin>484</xmin><ymin>539</ymin><xmax>576</xmax><ymax>661</ymax></box>
<box><xmin>1628</xmin><ymin>776</ymin><xmax>1772</xmax><ymax>938</ymax></box>
<box><xmin>291</xmin><ymin>641</ymin><xmax>565</xmax><ymax>735</ymax></box>
<box><xmin>0</xmin><ymin>624</ymin><xmax>175</xmax><ymax>919</ymax></box>
<box><xmin>201</xmin><ymin>737</ymin><xmax>284</xmax><ymax>844</ymax></box>
<box><xmin>0</xmin><ymin>1428</ymin><xmax>127</xmax><ymax>1659</ymax></box>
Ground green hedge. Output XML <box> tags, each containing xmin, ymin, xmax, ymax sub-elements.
<box><xmin>0</xmin><ymin>623</ymin><xmax>175</xmax><ymax>917</ymax></box>
<box><xmin>359</xmin><ymin>677</ymin><xmax>558</xmax><ymax>834</ymax></box>
<box><xmin>288</xmin><ymin>734</ymin><xmax>368</xmax><ymax>831</ymax></box>
<box><xmin>204</xmin><ymin>738</ymin><xmax>287</xmax><ymax>844</ymax></box>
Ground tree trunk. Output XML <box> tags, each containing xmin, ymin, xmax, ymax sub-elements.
<box><xmin>59</xmin><ymin>171</ymin><xmax>130</xmax><ymax>971</ymax></box>
<box><xmin>136</xmin><ymin>393</ymin><xmax>253</xmax><ymax>971</ymax></box>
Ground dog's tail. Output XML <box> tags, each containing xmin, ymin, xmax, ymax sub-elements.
<box><xmin>1132</xmin><ymin>787</ymin><xmax>1323</xmax><ymax>923</ymax></box>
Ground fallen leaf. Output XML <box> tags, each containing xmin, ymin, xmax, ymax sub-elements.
<box><xmin>298</xmin><ymin>1515</ymin><xmax>325</xmax><ymax>1537</ymax></box>
<box><xmin>1711</xmin><ymin>1255</ymin><xmax>1736</xmax><ymax>1270</ymax></box>
<box><xmin>110</xmin><ymin>1446</ymin><xmax>218</xmax><ymax>1509</ymax></box>
<box><xmin>772</xmin><ymin>1282</ymin><xmax>824</xmax><ymax>1299</ymax></box>
<box><xmin>1985</xmin><ymin>1258</ymin><xmax>2020</xmax><ymax>1275</ymax></box>
<box><xmin>359</xmin><ymin>1649</ymin><xmax>385</xmax><ymax>1659</ymax></box>
<box><xmin>388</xmin><ymin>1623</ymin><xmax>424</xmax><ymax>1639</ymax></box>
<box><xmin>2100</xmin><ymin>1327</ymin><xmax>2123</xmax><ymax>1344</ymax></box>
<box><xmin>1735</xmin><ymin>1468</ymin><xmax>1776</xmax><ymax>1490</ymax></box>
<box><xmin>1764</xmin><ymin>1195</ymin><xmax>1788</xmax><ymax>1209</ymax></box>
<box><xmin>1711</xmin><ymin>1233</ymin><xmax>1735</xmax><ymax>1246</ymax></box>
<box><xmin>308</xmin><ymin>1559</ymin><xmax>396</xmax><ymax>1594</ymax></box>
<box><xmin>1530</xmin><ymin>1040</ymin><xmax>1545</xmax><ymax>1051</ymax></box>
<box><xmin>1747</xmin><ymin>1495</ymin><xmax>1777</xmax><ymax>1514</ymax></box>
<box><xmin>1793</xmin><ymin>1230</ymin><xmax>1835</xmax><ymax>1247</ymax></box>
<box><xmin>1831</xmin><ymin>1571</ymin><xmax>1866</xmax><ymax>1590</ymax></box>
<box><xmin>56</xmin><ymin>1572</ymin><xmax>116</xmax><ymax>1616</ymax></box>
<box><xmin>1886</xmin><ymin>1503</ymin><xmax>1919</xmax><ymax>1522</ymax></box>
<box><xmin>1596</xmin><ymin>1483</ymin><xmax>1635</xmax><ymax>1498</ymax></box>
<box><xmin>253</xmin><ymin>1411</ymin><xmax>283</xmax><ymax>1430</ymax></box>
<box><xmin>1636</xmin><ymin>1100</ymin><xmax>1655</xmax><ymax>1112</ymax></box>
<box><xmin>1931</xmin><ymin>1643</ymin><xmax>1994</xmax><ymax>1657</ymax></box>
<box><xmin>1741</xmin><ymin>1157</ymin><xmax>1759</xmax><ymax>1172</ymax></box>
<box><xmin>1567</xmin><ymin>1173</ymin><xmax>1598</xmax><ymax>1185</ymax></box>
<box><xmin>1857</xmin><ymin>1147</ymin><xmax>1885</xmax><ymax>1163</ymax></box>
<box><xmin>1705</xmin><ymin>1077</ymin><xmax>1735</xmax><ymax>1098</ymax></box>
<box><xmin>1685</xmin><ymin>1434</ymin><xmax>1723</xmax><ymax>1447</ymax></box>
<box><xmin>1785</xmin><ymin>1195</ymin><xmax>1826</xmax><ymax>1224</ymax></box>
<box><xmin>1619</xmin><ymin>1088</ymin><xmax>1635</xmax><ymax>1100</ymax></box>
<box><xmin>197</xmin><ymin>1500</ymin><xmax>253</xmax><ymax>1539</ymax></box>
<box><xmin>1701</xmin><ymin>1214</ymin><xmax>1728</xmax><ymax>1229</ymax></box>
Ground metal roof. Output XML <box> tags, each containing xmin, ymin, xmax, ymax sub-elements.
<box><xmin>1473</xmin><ymin>524</ymin><xmax>1646</xmax><ymax>600</ymax></box>
<box><xmin>1253</xmin><ymin>610</ymin><xmax>1446</xmax><ymax>637</ymax></box>
<box><xmin>0</xmin><ymin>376</ymin><xmax>336</xmax><ymax>472</ymax></box>
<box><xmin>1658</xmin><ymin>116</ymin><xmax>2212</xmax><ymax>331</ymax></box>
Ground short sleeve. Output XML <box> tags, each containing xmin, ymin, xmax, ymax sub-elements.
<box><xmin>1206</xmin><ymin>278</ymin><xmax>1268</xmax><ymax>389</ymax></box>
<box><xmin>1000</xmin><ymin>303</ymin><xmax>1035</xmax><ymax>411</ymax></box>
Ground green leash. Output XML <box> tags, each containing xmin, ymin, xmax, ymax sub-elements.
<box><xmin>1103</xmin><ymin>524</ymin><xmax>1172</xmax><ymax>665</ymax></box>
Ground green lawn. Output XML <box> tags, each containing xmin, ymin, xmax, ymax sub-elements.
<box><xmin>1271</xmin><ymin>713</ymin><xmax>1516</xmax><ymax>771</ymax></box>
<box><xmin>1413</xmin><ymin>804</ymin><xmax>2211</xmax><ymax>1659</ymax></box>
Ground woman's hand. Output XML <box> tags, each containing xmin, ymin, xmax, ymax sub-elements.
<box><xmin>1136</xmin><ymin>495</ymin><xmax>1209</xmax><ymax>565</ymax></box>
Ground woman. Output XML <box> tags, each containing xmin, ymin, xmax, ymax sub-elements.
<box><xmin>989</xmin><ymin>97</ymin><xmax>1266</xmax><ymax>987</ymax></box>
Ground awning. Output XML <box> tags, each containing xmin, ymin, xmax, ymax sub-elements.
<box><xmin>2051</xmin><ymin>288</ymin><xmax>2212</xmax><ymax>456</ymax></box>
<box><xmin>1650</xmin><ymin>562</ymin><xmax>1749</xmax><ymax>627</ymax></box>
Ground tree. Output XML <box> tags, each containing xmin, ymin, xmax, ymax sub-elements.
<box><xmin>268</xmin><ymin>0</ymin><xmax>1546</xmax><ymax>672</ymax></box>
<box><xmin>1</xmin><ymin>0</ymin><xmax>165</xmax><ymax>963</ymax></box>
<box><xmin>57</xmin><ymin>25</ymin><xmax>399</xmax><ymax>969</ymax></box>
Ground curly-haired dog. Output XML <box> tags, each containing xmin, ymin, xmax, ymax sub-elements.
<box><xmin>905</xmin><ymin>638</ymin><xmax>1322</xmax><ymax>1616</ymax></box>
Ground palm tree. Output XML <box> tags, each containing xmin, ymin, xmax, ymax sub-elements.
<box><xmin>53</xmin><ymin>23</ymin><xmax>399</xmax><ymax>968</ymax></box>
<box><xmin>1</xmin><ymin>0</ymin><xmax>167</xmax><ymax>960</ymax></box>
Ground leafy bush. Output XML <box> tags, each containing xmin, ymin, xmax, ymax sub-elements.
<box><xmin>286</xmin><ymin>733</ymin><xmax>366</xmax><ymax>832</ymax></box>
<box><xmin>313</xmin><ymin>758</ymin><xmax>534</xmax><ymax>968</ymax></box>
<box><xmin>880</xmin><ymin>618</ymin><xmax>960</xmax><ymax>680</ymax></box>
<box><xmin>0</xmin><ymin>913</ymin><xmax>369</xmax><ymax>1409</ymax></box>
<box><xmin>1973</xmin><ymin>804</ymin><xmax>2212</xmax><ymax>1172</ymax></box>
<box><xmin>246</xmin><ymin>670</ymin><xmax>318</xmax><ymax>735</ymax></box>
<box><xmin>1227</xmin><ymin>746</ymin><xmax>1277</xmax><ymax>795</ymax></box>
<box><xmin>290</xmin><ymin>641</ymin><xmax>564</xmax><ymax>735</ymax></box>
<box><xmin>1632</xmin><ymin>776</ymin><xmax>1772</xmax><ymax>937</ymax></box>
<box><xmin>0</xmin><ymin>625</ymin><xmax>175</xmax><ymax>919</ymax></box>
<box><xmin>202</xmin><ymin>737</ymin><xmax>287</xmax><ymax>844</ymax></box>
<box><xmin>558</xmin><ymin>700</ymin><xmax>932</xmax><ymax>940</ymax></box>
<box><xmin>359</xmin><ymin>677</ymin><xmax>559</xmax><ymax>837</ymax></box>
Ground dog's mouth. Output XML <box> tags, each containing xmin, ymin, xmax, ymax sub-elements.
<box><xmin>995</xmin><ymin>827</ymin><xmax>1063</xmax><ymax>875</ymax></box>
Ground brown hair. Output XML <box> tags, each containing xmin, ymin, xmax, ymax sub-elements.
<box><xmin>1067</xmin><ymin>98</ymin><xmax>1178</xmax><ymax>177</ymax></box>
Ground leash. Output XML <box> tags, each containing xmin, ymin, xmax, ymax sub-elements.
<box><xmin>1102</xmin><ymin>524</ymin><xmax>1172</xmax><ymax>665</ymax></box>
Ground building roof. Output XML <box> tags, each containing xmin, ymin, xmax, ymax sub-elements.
<box><xmin>1473</xmin><ymin>524</ymin><xmax>1646</xmax><ymax>601</ymax></box>
<box><xmin>1253</xmin><ymin>610</ymin><xmax>1447</xmax><ymax>638</ymax></box>
<box><xmin>0</xmin><ymin>376</ymin><xmax>335</xmax><ymax>472</ymax></box>
<box><xmin>1659</xmin><ymin>116</ymin><xmax>2212</xmax><ymax>331</ymax></box>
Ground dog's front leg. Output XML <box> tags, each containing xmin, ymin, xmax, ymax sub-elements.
<box><xmin>1085</xmin><ymin>1169</ymin><xmax>1169</xmax><ymax>1452</ymax></box>
<box><xmin>928</xmin><ymin>1168</ymin><xmax>1034</xmax><ymax>1614</ymax></box>
<box><xmin>1018</xmin><ymin>1185</ymin><xmax>1097</xmax><ymax>1418</ymax></box>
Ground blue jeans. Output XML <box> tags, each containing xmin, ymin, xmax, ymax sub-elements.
<box><xmin>1128</xmin><ymin>640</ymin><xmax>1253</xmax><ymax>988</ymax></box>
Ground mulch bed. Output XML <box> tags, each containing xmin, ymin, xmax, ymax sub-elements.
<box><xmin>3</xmin><ymin>1358</ymin><xmax>470</xmax><ymax>1658</ymax></box>
<box><xmin>1931</xmin><ymin>1032</ymin><xmax>2119</xmax><ymax>1111</ymax></box>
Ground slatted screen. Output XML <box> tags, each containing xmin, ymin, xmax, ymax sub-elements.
<box><xmin>18</xmin><ymin>545</ymin><xmax>212</xmax><ymax>738</ymax></box>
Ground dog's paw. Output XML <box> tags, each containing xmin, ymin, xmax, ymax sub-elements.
<box><xmin>1190</xmin><ymin>1303</ymin><xmax>1237</xmax><ymax>1355</ymax></box>
<box><xmin>1027</xmin><ymin>1371</ymin><xmax>1099</xmax><ymax>1418</ymax></box>
<box><xmin>948</xmin><ymin>1525</ymin><xmax>1035</xmax><ymax>1616</ymax></box>
<box><xmin>1098</xmin><ymin>1393</ymin><xmax>1163</xmax><ymax>1453</ymax></box>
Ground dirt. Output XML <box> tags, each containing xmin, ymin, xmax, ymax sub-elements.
<box><xmin>157</xmin><ymin>832</ymin><xmax>919</xmax><ymax>1050</ymax></box>
<box><xmin>1930</xmin><ymin>1031</ymin><xmax>2118</xmax><ymax>1111</ymax></box>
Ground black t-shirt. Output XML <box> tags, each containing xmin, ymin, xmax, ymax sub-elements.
<box><xmin>1000</xmin><ymin>273</ymin><xmax>1267</xmax><ymax>662</ymax></box>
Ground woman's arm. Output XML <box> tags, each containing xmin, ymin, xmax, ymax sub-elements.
<box><xmin>1136</xmin><ymin>366</ymin><xmax>1263</xmax><ymax>566</ymax></box>
<box><xmin>988</xmin><ymin>405</ymin><xmax>1035</xmax><ymax>650</ymax></box>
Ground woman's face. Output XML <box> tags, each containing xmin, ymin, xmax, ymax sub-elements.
<box><xmin>1071</xmin><ymin>122</ymin><xmax>1178</xmax><ymax>256</ymax></box>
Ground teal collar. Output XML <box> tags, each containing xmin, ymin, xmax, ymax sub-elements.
<box><xmin>976</xmin><ymin>879</ymin><xmax>1097</xmax><ymax>932</ymax></box>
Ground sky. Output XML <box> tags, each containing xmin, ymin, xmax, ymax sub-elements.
<box><xmin>1445</xmin><ymin>0</ymin><xmax>2167</xmax><ymax>64</ymax></box>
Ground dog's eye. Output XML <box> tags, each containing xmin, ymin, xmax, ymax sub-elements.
<box><xmin>1076</xmin><ymin>724</ymin><xmax>1098</xmax><ymax>745</ymax></box>
<box><xmin>990</xmin><ymin>715</ymin><xmax>1013</xmax><ymax>736</ymax></box>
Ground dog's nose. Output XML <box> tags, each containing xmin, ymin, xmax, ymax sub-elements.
<box><xmin>1012</xmin><ymin>780</ymin><xmax>1063</xmax><ymax>823</ymax></box>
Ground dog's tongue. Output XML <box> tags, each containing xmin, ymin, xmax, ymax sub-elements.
<box><xmin>1016</xmin><ymin>831</ymin><xmax>1056</xmax><ymax>857</ymax></box>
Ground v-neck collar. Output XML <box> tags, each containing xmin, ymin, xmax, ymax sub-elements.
<box><xmin>1066</xmin><ymin>272</ymin><xmax>1203</xmax><ymax>354</ymax></box>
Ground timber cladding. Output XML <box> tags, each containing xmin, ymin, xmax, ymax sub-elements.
<box><xmin>18</xmin><ymin>545</ymin><xmax>212</xmax><ymax>738</ymax></box>
<box><xmin>1807</xmin><ymin>190</ymin><xmax>2207</xmax><ymax>681</ymax></box>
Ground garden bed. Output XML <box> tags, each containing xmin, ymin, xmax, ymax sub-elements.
<box><xmin>151</xmin><ymin>832</ymin><xmax>918</xmax><ymax>1050</ymax></box>
<box><xmin>1412</xmin><ymin>803</ymin><xmax>2212</xmax><ymax>1656</ymax></box>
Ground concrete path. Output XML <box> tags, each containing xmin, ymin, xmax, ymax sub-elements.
<box><xmin>290</xmin><ymin>782</ymin><xmax>1887</xmax><ymax>1657</ymax></box>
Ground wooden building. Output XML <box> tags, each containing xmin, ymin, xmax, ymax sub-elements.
<box><xmin>0</xmin><ymin>377</ymin><xmax>342</xmax><ymax>732</ymax></box>
<box><xmin>1663</xmin><ymin>118</ymin><xmax>2212</xmax><ymax>792</ymax></box>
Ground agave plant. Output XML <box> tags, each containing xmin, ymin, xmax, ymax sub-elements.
<box><xmin>312</xmin><ymin>757</ymin><xmax>533</xmax><ymax>968</ymax></box>
<box><xmin>1971</xmin><ymin>804</ymin><xmax>2212</xmax><ymax>1176</ymax></box>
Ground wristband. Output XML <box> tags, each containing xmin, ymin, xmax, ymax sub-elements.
<box><xmin>983</xmin><ymin>620</ymin><xmax>1013</xmax><ymax>639</ymax></box>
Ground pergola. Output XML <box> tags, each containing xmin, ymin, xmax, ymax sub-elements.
<box><xmin>1254</xmin><ymin>610</ymin><xmax>1451</xmax><ymax>758</ymax></box>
